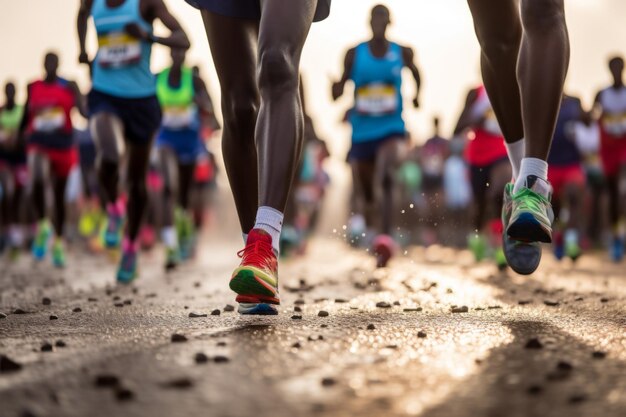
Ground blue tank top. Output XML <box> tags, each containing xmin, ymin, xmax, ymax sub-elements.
<box><xmin>349</xmin><ymin>42</ymin><xmax>405</xmax><ymax>143</ymax></box>
<box><xmin>548</xmin><ymin>96</ymin><xmax>581</xmax><ymax>166</ymax></box>
<box><xmin>92</xmin><ymin>0</ymin><xmax>155</xmax><ymax>98</ymax></box>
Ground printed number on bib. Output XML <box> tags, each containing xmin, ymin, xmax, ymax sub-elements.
<box><xmin>355</xmin><ymin>83</ymin><xmax>397</xmax><ymax>116</ymax></box>
<box><xmin>603</xmin><ymin>113</ymin><xmax>626</xmax><ymax>137</ymax></box>
<box><xmin>98</xmin><ymin>32</ymin><xmax>141</xmax><ymax>68</ymax></box>
<box><xmin>162</xmin><ymin>106</ymin><xmax>195</xmax><ymax>129</ymax></box>
<box><xmin>33</xmin><ymin>107</ymin><xmax>66</xmax><ymax>133</ymax></box>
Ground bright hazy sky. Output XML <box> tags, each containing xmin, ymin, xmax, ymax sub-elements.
<box><xmin>1</xmin><ymin>0</ymin><xmax>625</xmax><ymax>155</ymax></box>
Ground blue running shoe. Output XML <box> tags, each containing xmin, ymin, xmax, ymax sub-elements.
<box><xmin>32</xmin><ymin>220</ymin><xmax>52</xmax><ymax>261</ymax></box>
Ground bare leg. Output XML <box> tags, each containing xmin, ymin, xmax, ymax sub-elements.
<box><xmin>125</xmin><ymin>140</ymin><xmax>153</xmax><ymax>241</ymax></box>
<box><xmin>90</xmin><ymin>113</ymin><xmax>125</xmax><ymax>204</ymax></box>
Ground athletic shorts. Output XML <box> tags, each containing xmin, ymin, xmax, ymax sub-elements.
<box><xmin>469</xmin><ymin>157</ymin><xmax>509</xmax><ymax>200</ymax></box>
<box><xmin>27</xmin><ymin>144</ymin><xmax>78</xmax><ymax>179</ymax></box>
<box><xmin>548</xmin><ymin>164</ymin><xmax>585</xmax><ymax>198</ymax></box>
<box><xmin>185</xmin><ymin>0</ymin><xmax>331</xmax><ymax>22</ymax></box>
<box><xmin>88</xmin><ymin>89</ymin><xmax>162</xmax><ymax>145</ymax></box>
<box><xmin>157</xmin><ymin>129</ymin><xmax>204</xmax><ymax>164</ymax></box>
<box><xmin>348</xmin><ymin>133</ymin><xmax>407</xmax><ymax>163</ymax></box>
<box><xmin>600</xmin><ymin>130</ymin><xmax>626</xmax><ymax>178</ymax></box>
<box><xmin>0</xmin><ymin>146</ymin><xmax>27</xmax><ymax>167</ymax></box>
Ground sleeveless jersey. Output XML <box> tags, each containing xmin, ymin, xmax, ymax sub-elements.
<box><xmin>598</xmin><ymin>86</ymin><xmax>626</xmax><ymax>138</ymax></box>
<box><xmin>0</xmin><ymin>104</ymin><xmax>24</xmax><ymax>142</ymax></box>
<box><xmin>92</xmin><ymin>0</ymin><xmax>155</xmax><ymax>98</ymax></box>
<box><xmin>349</xmin><ymin>42</ymin><xmax>405</xmax><ymax>143</ymax></box>
<box><xmin>465</xmin><ymin>86</ymin><xmax>508</xmax><ymax>167</ymax></box>
<box><xmin>156</xmin><ymin>67</ymin><xmax>199</xmax><ymax>131</ymax></box>
<box><xmin>26</xmin><ymin>79</ymin><xmax>75</xmax><ymax>149</ymax></box>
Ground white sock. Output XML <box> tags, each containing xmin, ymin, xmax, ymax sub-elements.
<box><xmin>254</xmin><ymin>206</ymin><xmax>283</xmax><ymax>254</ymax></box>
<box><xmin>162</xmin><ymin>226</ymin><xmax>178</xmax><ymax>249</ymax></box>
<box><xmin>505</xmin><ymin>138</ymin><xmax>525</xmax><ymax>180</ymax></box>
<box><xmin>514</xmin><ymin>157</ymin><xmax>549</xmax><ymax>195</ymax></box>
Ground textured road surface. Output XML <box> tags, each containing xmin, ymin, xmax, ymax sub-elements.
<box><xmin>1</xmin><ymin>231</ymin><xmax>624</xmax><ymax>417</ymax></box>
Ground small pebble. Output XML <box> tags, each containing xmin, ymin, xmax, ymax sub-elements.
<box><xmin>112</xmin><ymin>296</ymin><xmax>121</xmax><ymax>301</ymax></box>
<box><xmin>318</xmin><ymin>311</ymin><xmax>329</xmax><ymax>317</ymax></box>
<box><xmin>376</xmin><ymin>302</ymin><xmax>391</xmax><ymax>308</ymax></box>
<box><xmin>42</xmin><ymin>297</ymin><xmax>52</xmax><ymax>305</ymax></box>
<box><xmin>488</xmin><ymin>305</ymin><xmax>502</xmax><ymax>309</ymax></box>
<box><xmin>165</xmin><ymin>378</ymin><xmax>193</xmax><ymax>389</ymax></box>
<box><xmin>0</xmin><ymin>312</ymin><xmax>7</xmax><ymax>319</ymax></box>
<box><xmin>294</xmin><ymin>306</ymin><xmax>302</xmax><ymax>312</ymax></box>
<box><xmin>72</xmin><ymin>307</ymin><xmax>82</xmax><ymax>313</ymax></box>
<box><xmin>335</xmin><ymin>299</ymin><xmax>348</xmax><ymax>303</ymax></box>
<box><xmin>367</xmin><ymin>324</ymin><xmax>376</xmax><ymax>330</ymax></box>
<box><xmin>569</xmin><ymin>394</ymin><xmax>587</xmax><ymax>404</ymax></box>
<box><xmin>88</xmin><ymin>297</ymin><xmax>98</xmax><ymax>302</ymax></box>
<box><xmin>223</xmin><ymin>305</ymin><xmax>235</xmax><ymax>312</ymax></box>
<box><xmin>417</xmin><ymin>331</ymin><xmax>427</xmax><ymax>338</ymax></box>
<box><xmin>403</xmin><ymin>307</ymin><xmax>422</xmax><ymax>312</ymax></box>
<box><xmin>94</xmin><ymin>374</ymin><xmax>120</xmax><ymax>387</ymax></box>
<box><xmin>211</xmin><ymin>309</ymin><xmax>221</xmax><ymax>316</ymax></box>
<box><xmin>292</xmin><ymin>342</ymin><xmax>302</xmax><ymax>349</ymax></box>
<box><xmin>527</xmin><ymin>385</ymin><xmax>543</xmax><ymax>395</ymax></box>
<box><xmin>13</xmin><ymin>308</ymin><xmax>27</xmax><ymax>314</ymax></box>
<box><xmin>49</xmin><ymin>315</ymin><xmax>58</xmax><ymax>320</ymax></box>
<box><xmin>213</xmin><ymin>355</ymin><xmax>230</xmax><ymax>363</ymax></box>
<box><xmin>123</xmin><ymin>299</ymin><xmax>132</xmax><ymax>305</ymax></box>
<box><xmin>291</xmin><ymin>315</ymin><xmax>302</xmax><ymax>320</ymax></box>
<box><xmin>451</xmin><ymin>306</ymin><xmax>469</xmax><ymax>313</ymax></box>
<box><xmin>320</xmin><ymin>324</ymin><xmax>328</xmax><ymax>328</ymax></box>
<box><xmin>543</xmin><ymin>300</ymin><xmax>559</xmax><ymax>307</ymax></box>
<box><xmin>55</xmin><ymin>340</ymin><xmax>67</xmax><ymax>348</ymax></box>
<box><xmin>518</xmin><ymin>300</ymin><xmax>532</xmax><ymax>305</ymax></box>
<box><xmin>193</xmin><ymin>282</ymin><xmax>201</xmax><ymax>288</ymax></box>
<box><xmin>525</xmin><ymin>338</ymin><xmax>543</xmax><ymax>349</ymax></box>
<box><xmin>600</xmin><ymin>298</ymin><xmax>609</xmax><ymax>303</ymax></box>
<box><xmin>41</xmin><ymin>343</ymin><xmax>54</xmax><ymax>352</ymax></box>
<box><xmin>574</xmin><ymin>297</ymin><xmax>584</xmax><ymax>301</ymax></box>
<box><xmin>189</xmin><ymin>312</ymin><xmax>207</xmax><ymax>318</ymax></box>
<box><xmin>294</xmin><ymin>299</ymin><xmax>305</xmax><ymax>305</ymax></box>
<box><xmin>171</xmin><ymin>333</ymin><xmax>188</xmax><ymax>343</ymax></box>
<box><xmin>0</xmin><ymin>355</ymin><xmax>22</xmax><ymax>372</ymax></box>
<box><xmin>114</xmin><ymin>303</ymin><xmax>124</xmax><ymax>308</ymax></box>
<box><xmin>321</xmin><ymin>377</ymin><xmax>336</xmax><ymax>387</ymax></box>
<box><xmin>195</xmin><ymin>352</ymin><xmax>209</xmax><ymax>364</ymax></box>
<box><xmin>557</xmin><ymin>361</ymin><xmax>573</xmax><ymax>371</ymax></box>
<box><xmin>393</xmin><ymin>301</ymin><xmax>401</xmax><ymax>306</ymax></box>
<box><xmin>115</xmin><ymin>387</ymin><xmax>134</xmax><ymax>401</ymax></box>
<box><xmin>216</xmin><ymin>341</ymin><xmax>227</xmax><ymax>347</ymax></box>
<box><xmin>592</xmin><ymin>351</ymin><xmax>606</xmax><ymax>359</ymax></box>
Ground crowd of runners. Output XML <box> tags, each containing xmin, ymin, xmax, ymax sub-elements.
<box><xmin>0</xmin><ymin>1</ymin><xmax>624</xmax><ymax>315</ymax></box>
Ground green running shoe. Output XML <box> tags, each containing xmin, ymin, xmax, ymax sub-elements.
<box><xmin>468</xmin><ymin>233</ymin><xmax>488</xmax><ymax>262</ymax></box>
<box><xmin>32</xmin><ymin>220</ymin><xmax>52</xmax><ymax>261</ymax></box>
<box><xmin>164</xmin><ymin>247</ymin><xmax>181</xmax><ymax>271</ymax></box>
<box><xmin>507</xmin><ymin>175</ymin><xmax>554</xmax><ymax>243</ymax></box>
<box><xmin>52</xmin><ymin>240</ymin><xmax>66</xmax><ymax>268</ymax></box>
<box><xmin>502</xmin><ymin>182</ymin><xmax>542</xmax><ymax>275</ymax></box>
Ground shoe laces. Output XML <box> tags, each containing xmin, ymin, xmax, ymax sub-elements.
<box><xmin>237</xmin><ymin>239</ymin><xmax>275</xmax><ymax>269</ymax></box>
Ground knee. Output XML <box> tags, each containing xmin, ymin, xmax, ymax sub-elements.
<box><xmin>221</xmin><ymin>93</ymin><xmax>257</xmax><ymax>132</ymax></box>
<box><xmin>521</xmin><ymin>0</ymin><xmax>565</xmax><ymax>34</ymax></box>
<box><xmin>257</xmin><ymin>47</ymin><xmax>299</xmax><ymax>96</ymax></box>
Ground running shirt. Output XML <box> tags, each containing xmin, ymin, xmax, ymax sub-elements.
<box><xmin>597</xmin><ymin>86</ymin><xmax>626</xmax><ymax>138</ymax></box>
<box><xmin>464</xmin><ymin>86</ymin><xmax>508</xmax><ymax>167</ymax></box>
<box><xmin>349</xmin><ymin>42</ymin><xmax>405</xmax><ymax>143</ymax></box>
<box><xmin>421</xmin><ymin>135</ymin><xmax>449</xmax><ymax>179</ymax></box>
<box><xmin>92</xmin><ymin>0</ymin><xmax>155</xmax><ymax>98</ymax></box>
<box><xmin>0</xmin><ymin>104</ymin><xmax>23</xmax><ymax>143</ymax></box>
<box><xmin>548</xmin><ymin>96</ymin><xmax>582</xmax><ymax>166</ymax></box>
<box><xmin>25</xmin><ymin>79</ymin><xmax>75</xmax><ymax>149</ymax></box>
<box><xmin>156</xmin><ymin>67</ymin><xmax>199</xmax><ymax>131</ymax></box>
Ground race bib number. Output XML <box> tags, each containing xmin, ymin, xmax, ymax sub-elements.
<box><xmin>355</xmin><ymin>83</ymin><xmax>397</xmax><ymax>116</ymax></box>
<box><xmin>602</xmin><ymin>113</ymin><xmax>626</xmax><ymax>137</ymax></box>
<box><xmin>33</xmin><ymin>107</ymin><xmax>66</xmax><ymax>133</ymax></box>
<box><xmin>162</xmin><ymin>106</ymin><xmax>195</xmax><ymax>129</ymax></box>
<box><xmin>98</xmin><ymin>32</ymin><xmax>141</xmax><ymax>68</ymax></box>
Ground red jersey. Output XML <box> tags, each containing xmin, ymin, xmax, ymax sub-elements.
<box><xmin>26</xmin><ymin>79</ymin><xmax>75</xmax><ymax>138</ymax></box>
<box><xmin>464</xmin><ymin>86</ymin><xmax>508</xmax><ymax>167</ymax></box>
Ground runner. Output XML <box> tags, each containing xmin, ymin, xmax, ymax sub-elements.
<box><xmin>0</xmin><ymin>81</ymin><xmax>26</xmax><ymax>257</ymax></box>
<box><xmin>467</xmin><ymin>0</ymin><xmax>570</xmax><ymax>274</ymax></box>
<box><xmin>155</xmin><ymin>47</ymin><xmax>214</xmax><ymax>269</ymax></box>
<box><xmin>332</xmin><ymin>4</ymin><xmax>421</xmax><ymax>268</ymax></box>
<box><xmin>185</xmin><ymin>0</ymin><xmax>330</xmax><ymax>314</ymax></box>
<box><xmin>454</xmin><ymin>85</ymin><xmax>511</xmax><ymax>268</ymax></box>
<box><xmin>547</xmin><ymin>94</ymin><xmax>586</xmax><ymax>261</ymax></box>
<box><xmin>77</xmin><ymin>0</ymin><xmax>189</xmax><ymax>282</ymax></box>
<box><xmin>19</xmin><ymin>52</ymin><xmax>86</xmax><ymax>267</ymax></box>
<box><xmin>594</xmin><ymin>56</ymin><xmax>626</xmax><ymax>262</ymax></box>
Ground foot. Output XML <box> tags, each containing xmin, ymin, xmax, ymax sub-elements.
<box><xmin>176</xmin><ymin>209</ymin><xmax>195</xmax><ymax>260</ymax></box>
<box><xmin>52</xmin><ymin>240</ymin><xmax>66</xmax><ymax>268</ymax></box>
<box><xmin>502</xmin><ymin>183</ymin><xmax>542</xmax><ymax>275</ymax></box>
<box><xmin>32</xmin><ymin>220</ymin><xmax>52</xmax><ymax>261</ymax></box>
<box><xmin>117</xmin><ymin>239</ymin><xmax>138</xmax><ymax>284</ymax></box>
<box><xmin>230</xmin><ymin>229</ymin><xmax>279</xmax><ymax>315</ymax></box>
<box><xmin>164</xmin><ymin>247</ymin><xmax>181</xmax><ymax>271</ymax></box>
<box><xmin>372</xmin><ymin>234</ymin><xmax>395</xmax><ymax>268</ymax></box>
<box><xmin>140</xmin><ymin>225</ymin><xmax>157</xmax><ymax>250</ymax></box>
<box><xmin>467</xmin><ymin>233</ymin><xmax>488</xmax><ymax>262</ymax></box>
<box><xmin>104</xmin><ymin>209</ymin><xmax>124</xmax><ymax>250</ymax></box>
<box><xmin>494</xmin><ymin>247</ymin><xmax>507</xmax><ymax>271</ymax></box>
<box><xmin>507</xmin><ymin>175</ymin><xmax>554</xmax><ymax>243</ymax></box>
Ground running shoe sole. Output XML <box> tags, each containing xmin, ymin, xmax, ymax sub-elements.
<box><xmin>230</xmin><ymin>266</ymin><xmax>278</xmax><ymax>299</ymax></box>
<box><xmin>502</xmin><ymin>232</ymin><xmax>542</xmax><ymax>275</ymax></box>
<box><xmin>507</xmin><ymin>212</ymin><xmax>552</xmax><ymax>243</ymax></box>
<box><xmin>237</xmin><ymin>303</ymin><xmax>278</xmax><ymax>315</ymax></box>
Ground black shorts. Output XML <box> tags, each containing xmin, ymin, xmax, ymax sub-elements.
<box><xmin>88</xmin><ymin>89</ymin><xmax>162</xmax><ymax>144</ymax></box>
<box><xmin>347</xmin><ymin>133</ymin><xmax>407</xmax><ymax>163</ymax></box>
<box><xmin>186</xmin><ymin>0</ymin><xmax>331</xmax><ymax>22</ymax></box>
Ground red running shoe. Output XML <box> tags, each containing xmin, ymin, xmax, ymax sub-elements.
<box><xmin>230</xmin><ymin>229</ymin><xmax>280</xmax><ymax>315</ymax></box>
<box><xmin>372</xmin><ymin>234</ymin><xmax>396</xmax><ymax>268</ymax></box>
